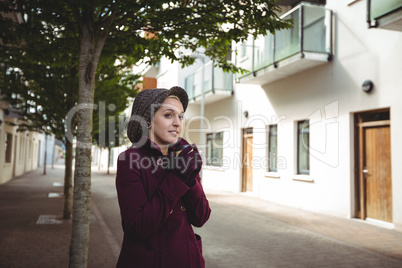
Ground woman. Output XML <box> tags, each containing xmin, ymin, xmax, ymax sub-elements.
<box><xmin>116</xmin><ymin>86</ymin><xmax>211</xmax><ymax>268</ymax></box>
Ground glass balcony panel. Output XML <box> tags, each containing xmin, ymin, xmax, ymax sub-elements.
<box><xmin>236</xmin><ymin>39</ymin><xmax>253</xmax><ymax>76</ymax></box>
<box><xmin>254</xmin><ymin>33</ymin><xmax>274</xmax><ymax>71</ymax></box>
<box><xmin>193</xmin><ymin>68</ymin><xmax>203</xmax><ymax>99</ymax></box>
<box><xmin>303</xmin><ymin>5</ymin><xmax>327</xmax><ymax>53</ymax></box>
<box><xmin>204</xmin><ymin>62</ymin><xmax>213</xmax><ymax>93</ymax></box>
<box><xmin>214</xmin><ymin>66</ymin><xmax>233</xmax><ymax>92</ymax></box>
<box><xmin>185</xmin><ymin>74</ymin><xmax>195</xmax><ymax>99</ymax></box>
<box><xmin>370</xmin><ymin>0</ymin><xmax>402</xmax><ymax>20</ymax></box>
<box><xmin>275</xmin><ymin>8</ymin><xmax>301</xmax><ymax>62</ymax></box>
<box><xmin>185</xmin><ymin>60</ymin><xmax>233</xmax><ymax>100</ymax></box>
<box><xmin>235</xmin><ymin>4</ymin><xmax>332</xmax><ymax>85</ymax></box>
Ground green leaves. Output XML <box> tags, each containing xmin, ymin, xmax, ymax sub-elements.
<box><xmin>1</xmin><ymin>0</ymin><xmax>292</xmax><ymax>140</ymax></box>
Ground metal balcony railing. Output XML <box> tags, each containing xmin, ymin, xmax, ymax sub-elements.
<box><xmin>236</xmin><ymin>3</ymin><xmax>333</xmax><ymax>81</ymax></box>
<box><xmin>367</xmin><ymin>0</ymin><xmax>402</xmax><ymax>28</ymax></box>
<box><xmin>184</xmin><ymin>61</ymin><xmax>233</xmax><ymax>101</ymax></box>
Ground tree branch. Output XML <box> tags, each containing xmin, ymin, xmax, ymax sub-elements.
<box><xmin>63</xmin><ymin>0</ymin><xmax>82</xmax><ymax>29</ymax></box>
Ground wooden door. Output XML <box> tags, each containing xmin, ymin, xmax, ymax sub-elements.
<box><xmin>363</xmin><ymin>125</ymin><xmax>392</xmax><ymax>222</ymax></box>
<box><xmin>242</xmin><ymin>128</ymin><xmax>253</xmax><ymax>192</ymax></box>
<box><xmin>355</xmin><ymin>110</ymin><xmax>392</xmax><ymax>223</ymax></box>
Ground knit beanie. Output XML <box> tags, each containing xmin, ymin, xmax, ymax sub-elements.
<box><xmin>127</xmin><ymin>86</ymin><xmax>189</xmax><ymax>144</ymax></box>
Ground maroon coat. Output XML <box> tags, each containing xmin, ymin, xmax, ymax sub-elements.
<box><xmin>115</xmin><ymin>138</ymin><xmax>211</xmax><ymax>268</ymax></box>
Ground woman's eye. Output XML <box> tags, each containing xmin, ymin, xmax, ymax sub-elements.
<box><xmin>179</xmin><ymin>115</ymin><xmax>184</xmax><ymax>120</ymax></box>
<box><xmin>164</xmin><ymin>113</ymin><xmax>172</xmax><ymax>118</ymax></box>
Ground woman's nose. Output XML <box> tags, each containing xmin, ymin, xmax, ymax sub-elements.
<box><xmin>173</xmin><ymin>116</ymin><xmax>181</xmax><ymax>127</ymax></box>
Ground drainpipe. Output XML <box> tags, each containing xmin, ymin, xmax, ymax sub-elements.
<box><xmin>300</xmin><ymin>4</ymin><xmax>304</xmax><ymax>58</ymax></box>
<box><xmin>200</xmin><ymin>57</ymin><xmax>205</xmax><ymax>180</ymax></box>
<box><xmin>212</xmin><ymin>61</ymin><xmax>215</xmax><ymax>94</ymax></box>
<box><xmin>273</xmin><ymin>30</ymin><xmax>277</xmax><ymax>68</ymax></box>
<box><xmin>190</xmin><ymin>54</ymin><xmax>206</xmax><ymax>180</ymax></box>
<box><xmin>252</xmin><ymin>37</ymin><xmax>256</xmax><ymax>77</ymax></box>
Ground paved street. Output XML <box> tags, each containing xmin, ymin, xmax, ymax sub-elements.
<box><xmin>196</xmin><ymin>192</ymin><xmax>402</xmax><ymax>268</ymax></box>
<box><xmin>1</xmin><ymin>160</ymin><xmax>402</xmax><ymax>267</ymax></box>
<box><xmin>92</xmin><ymin>165</ymin><xmax>402</xmax><ymax>268</ymax></box>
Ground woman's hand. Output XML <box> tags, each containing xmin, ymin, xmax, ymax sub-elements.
<box><xmin>172</xmin><ymin>144</ymin><xmax>202</xmax><ymax>187</ymax></box>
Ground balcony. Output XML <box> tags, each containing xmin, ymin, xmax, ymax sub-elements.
<box><xmin>184</xmin><ymin>61</ymin><xmax>233</xmax><ymax>105</ymax></box>
<box><xmin>236</xmin><ymin>3</ymin><xmax>333</xmax><ymax>86</ymax></box>
<box><xmin>367</xmin><ymin>0</ymin><xmax>402</xmax><ymax>31</ymax></box>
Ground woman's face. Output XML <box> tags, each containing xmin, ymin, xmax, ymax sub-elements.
<box><xmin>149</xmin><ymin>97</ymin><xmax>184</xmax><ymax>148</ymax></box>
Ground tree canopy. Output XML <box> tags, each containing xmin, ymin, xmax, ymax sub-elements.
<box><xmin>1</xmin><ymin>1</ymin><xmax>292</xmax><ymax>267</ymax></box>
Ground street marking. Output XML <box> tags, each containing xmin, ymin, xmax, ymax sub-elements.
<box><xmin>48</xmin><ymin>192</ymin><xmax>63</xmax><ymax>198</ymax></box>
<box><xmin>36</xmin><ymin>215</ymin><xmax>63</xmax><ymax>225</ymax></box>
<box><xmin>36</xmin><ymin>214</ymin><xmax>97</xmax><ymax>224</ymax></box>
<box><xmin>90</xmin><ymin>214</ymin><xmax>97</xmax><ymax>224</ymax></box>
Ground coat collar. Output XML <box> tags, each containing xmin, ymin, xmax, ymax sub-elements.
<box><xmin>132</xmin><ymin>136</ymin><xmax>190</xmax><ymax>155</ymax></box>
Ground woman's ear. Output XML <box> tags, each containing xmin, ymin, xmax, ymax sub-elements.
<box><xmin>147</xmin><ymin>122</ymin><xmax>151</xmax><ymax>129</ymax></box>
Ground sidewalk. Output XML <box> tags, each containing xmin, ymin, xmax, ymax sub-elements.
<box><xmin>1</xmin><ymin>161</ymin><xmax>402</xmax><ymax>267</ymax></box>
<box><xmin>0</xmin><ymin>160</ymin><xmax>117</xmax><ymax>268</ymax></box>
<box><xmin>201</xmin><ymin>189</ymin><xmax>402</xmax><ymax>266</ymax></box>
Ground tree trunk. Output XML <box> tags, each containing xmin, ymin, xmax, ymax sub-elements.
<box><xmin>63</xmin><ymin>138</ymin><xmax>73</xmax><ymax>219</ymax></box>
<box><xmin>69</xmin><ymin>16</ymin><xmax>107</xmax><ymax>268</ymax></box>
<box><xmin>107</xmin><ymin>147</ymin><xmax>110</xmax><ymax>174</ymax></box>
<box><xmin>43</xmin><ymin>133</ymin><xmax>47</xmax><ymax>175</ymax></box>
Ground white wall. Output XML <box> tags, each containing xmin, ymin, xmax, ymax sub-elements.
<box><xmin>185</xmin><ymin>0</ymin><xmax>402</xmax><ymax>228</ymax></box>
<box><xmin>92</xmin><ymin>144</ymin><xmax>129</xmax><ymax>173</ymax></box>
<box><xmin>37</xmin><ymin>133</ymin><xmax>45</xmax><ymax>167</ymax></box>
<box><xmin>0</xmin><ymin>116</ymin><xmax>42</xmax><ymax>184</ymax></box>
<box><xmin>156</xmin><ymin>58</ymin><xmax>180</xmax><ymax>89</ymax></box>
<box><xmin>153</xmin><ymin>0</ymin><xmax>402</xmax><ymax>230</ymax></box>
<box><xmin>1</xmin><ymin>117</ymin><xmax>18</xmax><ymax>182</ymax></box>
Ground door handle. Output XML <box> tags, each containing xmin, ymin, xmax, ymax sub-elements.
<box><xmin>363</xmin><ymin>169</ymin><xmax>369</xmax><ymax>180</ymax></box>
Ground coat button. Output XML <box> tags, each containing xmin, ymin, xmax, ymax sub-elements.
<box><xmin>180</xmin><ymin>205</ymin><xmax>186</xmax><ymax>211</ymax></box>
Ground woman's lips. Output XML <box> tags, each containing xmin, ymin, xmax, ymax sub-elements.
<box><xmin>169</xmin><ymin>131</ymin><xmax>178</xmax><ymax>136</ymax></box>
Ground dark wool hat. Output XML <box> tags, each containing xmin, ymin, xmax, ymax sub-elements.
<box><xmin>127</xmin><ymin>86</ymin><xmax>189</xmax><ymax>144</ymax></box>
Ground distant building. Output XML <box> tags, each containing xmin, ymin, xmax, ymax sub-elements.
<box><xmin>0</xmin><ymin>0</ymin><xmax>50</xmax><ymax>183</ymax></box>
<box><xmin>0</xmin><ymin>106</ymin><xmax>45</xmax><ymax>184</ymax></box>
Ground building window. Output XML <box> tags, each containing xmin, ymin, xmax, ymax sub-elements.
<box><xmin>5</xmin><ymin>133</ymin><xmax>13</xmax><ymax>163</ymax></box>
<box><xmin>206</xmin><ymin>132</ymin><xmax>223</xmax><ymax>166</ymax></box>
<box><xmin>268</xmin><ymin>125</ymin><xmax>278</xmax><ymax>172</ymax></box>
<box><xmin>297</xmin><ymin>120</ymin><xmax>310</xmax><ymax>175</ymax></box>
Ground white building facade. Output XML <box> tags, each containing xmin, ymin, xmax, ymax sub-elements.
<box><xmin>145</xmin><ymin>0</ymin><xmax>402</xmax><ymax>231</ymax></box>
<box><xmin>0</xmin><ymin>108</ymin><xmax>48</xmax><ymax>184</ymax></box>
<box><xmin>0</xmin><ymin>101</ymin><xmax>61</xmax><ymax>184</ymax></box>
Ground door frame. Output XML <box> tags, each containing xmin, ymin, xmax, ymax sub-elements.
<box><xmin>241</xmin><ymin>127</ymin><xmax>253</xmax><ymax>192</ymax></box>
<box><xmin>354</xmin><ymin>108</ymin><xmax>392</xmax><ymax>222</ymax></box>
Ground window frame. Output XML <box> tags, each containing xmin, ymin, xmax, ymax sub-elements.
<box><xmin>206</xmin><ymin>132</ymin><xmax>224</xmax><ymax>167</ymax></box>
<box><xmin>297</xmin><ymin>120</ymin><xmax>310</xmax><ymax>175</ymax></box>
<box><xmin>5</xmin><ymin>133</ymin><xmax>13</xmax><ymax>163</ymax></box>
<box><xmin>267</xmin><ymin>124</ymin><xmax>278</xmax><ymax>172</ymax></box>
